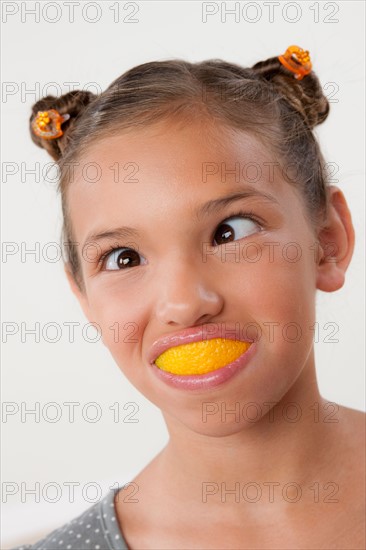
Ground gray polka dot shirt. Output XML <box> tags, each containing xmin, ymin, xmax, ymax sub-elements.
<box><xmin>10</xmin><ymin>489</ymin><xmax>128</xmax><ymax>550</ymax></box>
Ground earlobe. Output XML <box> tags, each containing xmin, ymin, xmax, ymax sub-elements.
<box><xmin>315</xmin><ymin>186</ymin><xmax>355</xmax><ymax>292</ymax></box>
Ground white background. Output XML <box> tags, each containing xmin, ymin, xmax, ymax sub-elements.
<box><xmin>1</xmin><ymin>1</ymin><xmax>365</xmax><ymax>547</ymax></box>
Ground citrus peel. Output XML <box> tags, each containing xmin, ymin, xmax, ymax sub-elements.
<box><xmin>154</xmin><ymin>338</ymin><xmax>251</xmax><ymax>375</ymax></box>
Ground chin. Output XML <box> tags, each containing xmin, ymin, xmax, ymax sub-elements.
<box><xmin>162</xmin><ymin>403</ymin><xmax>267</xmax><ymax>438</ymax></box>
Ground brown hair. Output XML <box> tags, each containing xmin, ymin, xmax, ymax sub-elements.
<box><xmin>29</xmin><ymin>54</ymin><xmax>330</xmax><ymax>293</ymax></box>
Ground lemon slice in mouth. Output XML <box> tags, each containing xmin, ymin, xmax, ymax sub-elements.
<box><xmin>154</xmin><ymin>338</ymin><xmax>251</xmax><ymax>375</ymax></box>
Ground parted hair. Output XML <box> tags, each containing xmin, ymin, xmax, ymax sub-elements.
<box><xmin>29</xmin><ymin>54</ymin><xmax>330</xmax><ymax>292</ymax></box>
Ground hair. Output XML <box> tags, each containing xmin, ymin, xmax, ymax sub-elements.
<box><xmin>29</xmin><ymin>53</ymin><xmax>330</xmax><ymax>293</ymax></box>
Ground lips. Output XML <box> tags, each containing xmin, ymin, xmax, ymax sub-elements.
<box><xmin>155</xmin><ymin>338</ymin><xmax>252</xmax><ymax>375</ymax></box>
<box><xmin>147</xmin><ymin>325</ymin><xmax>256</xmax><ymax>391</ymax></box>
<box><xmin>147</xmin><ymin>324</ymin><xmax>254</xmax><ymax>366</ymax></box>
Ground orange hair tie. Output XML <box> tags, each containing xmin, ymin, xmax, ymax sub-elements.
<box><xmin>278</xmin><ymin>45</ymin><xmax>312</xmax><ymax>80</ymax></box>
<box><xmin>31</xmin><ymin>109</ymin><xmax>70</xmax><ymax>140</ymax></box>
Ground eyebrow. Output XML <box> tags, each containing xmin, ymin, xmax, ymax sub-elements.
<box><xmin>83</xmin><ymin>188</ymin><xmax>279</xmax><ymax>247</ymax></box>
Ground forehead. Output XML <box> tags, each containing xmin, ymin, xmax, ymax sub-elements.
<box><xmin>67</xmin><ymin>119</ymin><xmax>286</xmax><ymax>241</ymax></box>
<box><xmin>75</xmin><ymin>117</ymin><xmax>276</xmax><ymax>174</ymax></box>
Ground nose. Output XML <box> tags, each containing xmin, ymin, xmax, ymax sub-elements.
<box><xmin>154</xmin><ymin>256</ymin><xmax>224</xmax><ymax>327</ymax></box>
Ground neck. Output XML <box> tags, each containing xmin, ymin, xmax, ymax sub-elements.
<box><xmin>156</xmin><ymin>355</ymin><xmax>342</xmax><ymax>512</ymax></box>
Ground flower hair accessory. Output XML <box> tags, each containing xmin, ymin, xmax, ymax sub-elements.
<box><xmin>278</xmin><ymin>45</ymin><xmax>312</xmax><ymax>80</ymax></box>
<box><xmin>31</xmin><ymin>109</ymin><xmax>70</xmax><ymax>140</ymax></box>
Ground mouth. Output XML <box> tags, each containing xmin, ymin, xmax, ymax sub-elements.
<box><xmin>147</xmin><ymin>328</ymin><xmax>257</xmax><ymax>392</ymax></box>
<box><xmin>154</xmin><ymin>338</ymin><xmax>252</xmax><ymax>375</ymax></box>
<box><xmin>148</xmin><ymin>336</ymin><xmax>256</xmax><ymax>392</ymax></box>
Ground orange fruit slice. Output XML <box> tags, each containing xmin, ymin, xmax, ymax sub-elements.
<box><xmin>155</xmin><ymin>338</ymin><xmax>251</xmax><ymax>375</ymax></box>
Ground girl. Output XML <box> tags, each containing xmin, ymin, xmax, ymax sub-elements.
<box><xmin>14</xmin><ymin>45</ymin><xmax>365</xmax><ymax>549</ymax></box>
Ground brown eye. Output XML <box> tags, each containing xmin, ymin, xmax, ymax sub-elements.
<box><xmin>104</xmin><ymin>248</ymin><xmax>143</xmax><ymax>271</ymax></box>
<box><xmin>213</xmin><ymin>216</ymin><xmax>259</xmax><ymax>246</ymax></box>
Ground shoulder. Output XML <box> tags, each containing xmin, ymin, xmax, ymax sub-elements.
<box><xmin>337</xmin><ymin>404</ymin><xmax>365</xmax><ymax>438</ymax></box>
<box><xmin>10</xmin><ymin>489</ymin><xmax>128</xmax><ymax>550</ymax></box>
<box><xmin>333</xmin><ymin>405</ymin><xmax>365</xmax><ymax>500</ymax></box>
<box><xmin>333</xmin><ymin>404</ymin><xmax>365</xmax><ymax>464</ymax></box>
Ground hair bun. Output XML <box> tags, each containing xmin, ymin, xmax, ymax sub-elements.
<box><xmin>252</xmin><ymin>56</ymin><xmax>329</xmax><ymax>129</ymax></box>
<box><xmin>29</xmin><ymin>90</ymin><xmax>97</xmax><ymax>161</ymax></box>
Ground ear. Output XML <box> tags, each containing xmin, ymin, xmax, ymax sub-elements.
<box><xmin>315</xmin><ymin>186</ymin><xmax>355</xmax><ymax>292</ymax></box>
<box><xmin>63</xmin><ymin>262</ymin><xmax>93</xmax><ymax>323</ymax></box>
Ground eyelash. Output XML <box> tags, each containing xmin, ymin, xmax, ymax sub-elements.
<box><xmin>97</xmin><ymin>209</ymin><xmax>264</xmax><ymax>270</ymax></box>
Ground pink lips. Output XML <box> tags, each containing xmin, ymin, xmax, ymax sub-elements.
<box><xmin>147</xmin><ymin>324</ymin><xmax>256</xmax><ymax>392</ymax></box>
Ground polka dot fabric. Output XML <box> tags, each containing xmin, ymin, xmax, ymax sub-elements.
<box><xmin>10</xmin><ymin>488</ymin><xmax>128</xmax><ymax>550</ymax></box>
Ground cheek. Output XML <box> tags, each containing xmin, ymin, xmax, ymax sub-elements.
<box><xmin>228</xmin><ymin>239</ymin><xmax>317</xmax><ymax>350</ymax></box>
<box><xmin>85</xmin><ymin>282</ymin><xmax>146</xmax><ymax>376</ymax></box>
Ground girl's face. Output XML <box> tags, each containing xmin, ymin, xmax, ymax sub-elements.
<box><xmin>66</xmin><ymin>117</ymin><xmax>321</xmax><ymax>436</ymax></box>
